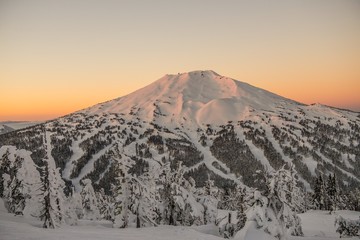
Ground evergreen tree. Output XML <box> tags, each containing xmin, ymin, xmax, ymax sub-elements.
<box><xmin>1</xmin><ymin>150</ymin><xmax>42</xmax><ymax>217</ymax></box>
<box><xmin>96</xmin><ymin>188</ymin><xmax>113</xmax><ymax>220</ymax></box>
<box><xmin>240</xmin><ymin>167</ymin><xmax>303</xmax><ymax>240</ymax></box>
<box><xmin>267</xmin><ymin>166</ymin><xmax>304</xmax><ymax>237</ymax></box>
<box><xmin>313</xmin><ymin>175</ymin><xmax>326</xmax><ymax>210</ymax></box>
<box><xmin>62</xmin><ymin>192</ymin><xmax>78</xmax><ymax>226</ymax></box>
<box><xmin>218</xmin><ymin>183</ymin><xmax>247</xmax><ymax>237</ymax></box>
<box><xmin>127</xmin><ymin>168</ymin><xmax>159</xmax><ymax>228</ymax></box>
<box><xmin>160</xmin><ymin>161</ymin><xmax>204</xmax><ymax>226</ymax></box>
<box><xmin>196</xmin><ymin>179</ymin><xmax>219</xmax><ymax>225</ymax></box>
<box><xmin>80</xmin><ymin>179</ymin><xmax>100</xmax><ymax>220</ymax></box>
<box><xmin>71</xmin><ymin>191</ymin><xmax>84</xmax><ymax>219</ymax></box>
<box><xmin>112</xmin><ymin>158</ymin><xmax>128</xmax><ymax>228</ymax></box>
<box><xmin>326</xmin><ymin>174</ymin><xmax>337</xmax><ymax>213</ymax></box>
<box><xmin>0</xmin><ymin>149</ymin><xmax>11</xmax><ymax>197</ymax></box>
<box><xmin>39</xmin><ymin>161</ymin><xmax>64</xmax><ymax>228</ymax></box>
<box><xmin>3</xmin><ymin>174</ymin><xmax>26</xmax><ymax>215</ymax></box>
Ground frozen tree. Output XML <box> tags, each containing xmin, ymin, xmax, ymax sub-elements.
<box><xmin>71</xmin><ymin>191</ymin><xmax>84</xmax><ymax>219</ymax></box>
<box><xmin>239</xmin><ymin>166</ymin><xmax>303</xmax><ymax>240</ymax></box>
<box><xmin>127</xmin><ymin>171</ymin><xmax>159</xmax><ymax>228</ymax></box>
<box><xmin>159</xmin><ymin>161</ymin><xmax>204</xmax><ymax>226</ymax></box>
<box><xmin>218</xmin><ymin>184</ymin><xmax>247</xmax><ymax>238</ymax></box>
<box><xmin>313</xmin><ymin>175</ymin><xmax>326</xmax><ymax>210</ymax></box>
<box><xmin>80</xmin><ymin>179</ymin><xmax>100</xmax><ymax>220</ymax></box>
<box><xmin>266</xmin><ymin>166</ymin><xmax>304</xmax><ymax>237</ymax></box>
<box><xmin>112</xmin><ymin>158</ymin><xmax>129</xmax><ymax>228</ymax></box>
<box><xmin>96</xmin><ymin>188</ymin><xmax>113</xmax><ymax>220</ymax></box>
<box><xmin>159</xmin><ymin>162</ymin><xmax>175</xmax><ymax>225</ymax></box>
<box><xmin>62</xmin><ymin>193</ymin><xmax>78</xmax><ymax>225</ymax></box>
<box><xmin>1</xmin><ymin>149</ymin><xmax>42</xmax><ymax>217</ymax></box>
<box><xmin>325</xmin><ymin>174</ymin><xmax>337</xmax><ymax>213</ymax></box>
<box><xmin>335</xmin><ymin>215</ymin><xmax>360</xmax><ymax>237</ymax></box>
<box><xmin>1</xmin><ymin>154</ymin><xmax>24</xmax><ymax>214</ymax></box>
<box><xmin>2</xmin><ymin>173</ymin><xmax>26</xmax><ymax>215</ymax></box>
<box><xmin>197</xmin><ymin>179</ymin><xmax>219</xmax><ymax>225</ymax></box>
<box><xmin>0</xmin><ymin>149</ymin><xmax>11</xmax><ymax>197</ymax></box>
<box><xmin>39</xmin><ymin>161</ymin><xmax>65</xmax><ymax>229</ymax></box>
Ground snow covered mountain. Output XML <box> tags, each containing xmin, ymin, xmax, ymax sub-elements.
<box><xmin>82</xmin><ymin>70</ymin><xmax>300</xmax><ymax>126</ymax></box>
<box><xmin>1</xmin><ymin>70</ymin><xmax>359</xmax><ymax>191</ymax></box>
<box><xmin>0</xmin><ymin>70</ymin><xmax>359</xmax><ymax>232</ymax></box>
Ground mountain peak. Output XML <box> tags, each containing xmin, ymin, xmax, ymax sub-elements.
<box><xmin>81</xmin><ymin>71</ymin><xmax>299</xmax><ymax>126</ymax></box>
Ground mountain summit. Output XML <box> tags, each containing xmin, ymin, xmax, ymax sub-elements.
<box><xmin>82</xmin><ymin>70</ymin><xmax>299</xmax><ymax>126</ymax></box>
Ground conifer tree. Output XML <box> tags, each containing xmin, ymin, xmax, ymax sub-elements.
<box><xmin>80</xmin><ymin>179</ymin><xmax>100</xmax><ymax>220</ymax></box>
<box><xmin>39</xmin><ymin>161</ymin><xmax>64</xmax><ymax>228</ymax></box>
<box><xmin>127</xmin><ymin>169</ymin><xmax>159</xmax><ymax>228</ymax></box>
<box><xmin>313</xmin><ymin>175</ymin><xmax>326</xmax><ymax>210</ymax></box>
<box><xmin>96</xmin><ymin>188</ymin><xmax>113</xmax><ymax>220</ymax></box>
<box><xmin>241</xmin><ymin>166</ymin><xmax>304</xmax><ymax>240</ymax></box>
<box><xmin>112</xmin><ymin>157</ymin><xmax>128</xmax><ymax>228</ymax></box>
<box><xmin>0</xmin><ymin>149</ymin><xmax>11</xmax><ymax>197</ymax></box>
<box><xmin>197</xmin><ymin>179</ymin><xmax>218</xmax><ymax>225</ymax></box>
<box><xmin>326</xmin><ymin>174</ymin><xmax>337</xmax><ymax>213</ymax></box>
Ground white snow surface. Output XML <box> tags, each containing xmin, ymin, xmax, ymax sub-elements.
<box><xmin>1</xmin><ymin>198</ymin><xmax>359</xmax><ymax>240</ymax></box>
<box><xmin>80</xmin><ymin>70</ymin><xmax>299</xmax><ymax>126</ymax></box>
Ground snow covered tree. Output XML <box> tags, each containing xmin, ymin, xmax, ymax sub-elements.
<box><xmin>96</xmin><ymin>188</ymin><xmax>113</xmax><ymax>220</ymax></box>
<box><xmin>2</xmin><ymin>173</ymin><xmax>26</xmax><ymax>215</ymax></box>
<box><xmin>0</xmin><ymin>149</ymin><xmax>42</xmax><ymax>217</ymax></box>
<box><xmin>62</xmin><ymin>191</ymin><xmax>78</xmax><ymax>225</ymax></box>
<box><xmin>266</xmin><ymin>166</ymin><xmax>304</xmax><ymax>237</ymax></box>
<box><xmin>313</xmin><ymin>175</ymin><xmax>326</xmax><ymax>210</ymax></box>
<box><xmin>0</xmin><ymin>149</ymin><xmax>11</xmax><ymax>197</ymax></box>
<box><xmin>335</xmin><ymin>215</ymin><xmax>360</xmax><ymax>238</ymax></box>
<box><xmin>127</xmin><ymin>171</ymin><xmax>159</xmax><ymax>228</ymax></box>
<box><xmin>112</xmin><ymin>159</ymin><xmax>128</xmax><ymax>228</ymax></box>
<box><xmin>160</xmin><ymin>161</ymin><xmax>204</xmax><ymax>226</ymax></box>
<box><xmin>218</xmin><ymin>184</ymin><xmax>247</xmax><ymax>238</ymax></box>
<box><xmin>238</xmin><ymin>166</ymin><xmax>303</xmax><ymax>240</ymax></box>
<box><xmin>196</xmin><ymin>179</ymin><xmax>219</xmax><ymax>225</ymax></box>
<box><xmin>39</xmin><ymin>161</ymin><xmax>64</xmax><ymax>229</ymax></box>
<box><xmin>348</xmin><ymin>188</ymin><xmax>360</xmax><ymax>211</ymax></box>
<box><xmin>325</xmin><ymin>174</ymin><xmax>337</xmax><ymax>213</ymax></box>
<box><xmin>1</xmin><ymin>155</ymin><xmax>27</xmax><ymax>215</ymax></box>
<box><xmin>80</xmin><ymin>179</ymin><xmax>100</xmax><ymax>220</ymax></box>
<box><xmin>72</xmin><ymin>191</ymin><xmax>84</xmax><ymax>219</ymax></box>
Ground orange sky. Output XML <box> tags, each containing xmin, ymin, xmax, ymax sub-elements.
<box><xmin>1</xmin><ymin>0</ymin><xmax>360</xmax><ymax>121</ymax></box>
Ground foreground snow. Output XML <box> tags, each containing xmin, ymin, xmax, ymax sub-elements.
<box><xmin>0</xmin><ymin>198</ymin><xmax>359</xmax><ymax>240</ymax></box>
<box><xmin>293</xmin><ymin>210</ymin><xmax>360</xmax><ymax>240</ymax></box>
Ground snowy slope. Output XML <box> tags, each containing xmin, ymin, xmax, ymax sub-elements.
<box><xmin>81</xmin><ymin>70</ymin><xmax>300</xmax><ymax>126</ymax></box>
<box><xmin>1</xmin><ymin>198</ymin><xmax>359</xmax><ymax>240</ymax></box>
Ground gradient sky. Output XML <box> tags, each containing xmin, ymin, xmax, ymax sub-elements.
<box><xmin>1</xmin><ymin>0</ymin><xmax>360</xmax><ymax>121</ymax></box>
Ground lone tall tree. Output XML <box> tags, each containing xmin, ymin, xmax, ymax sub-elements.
<box><xmin>39</xmin><ymin>161</ymin><xmax>64</xmax><ymax>228</ymax></box>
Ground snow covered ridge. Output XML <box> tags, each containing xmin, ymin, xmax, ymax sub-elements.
<box><xmin>0</xmin><ymin>70</ymin><xmax>359</xmax><ymax>238</ymax></box>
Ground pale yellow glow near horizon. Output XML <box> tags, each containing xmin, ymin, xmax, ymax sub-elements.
<box><xmin>1</xmin><ymin>0</ymin><xmax>360</xmax><ymax>121</ymax></box>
